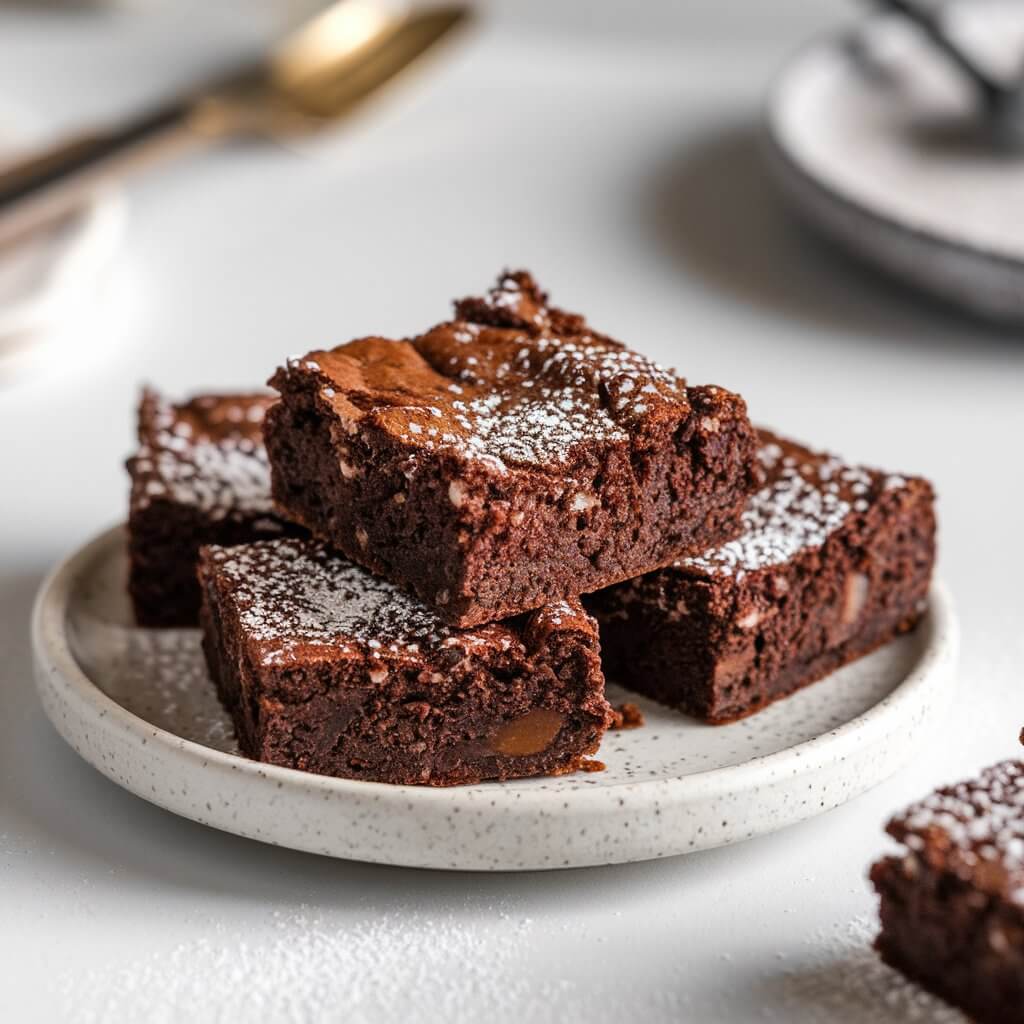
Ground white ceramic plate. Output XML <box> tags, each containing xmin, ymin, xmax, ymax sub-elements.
<box><xmin>0</xmin><ymin>108</ymin><xmax>125</xmax><ymax>370</ymax></box>
<box><xmin>766</xmin><ymin>0</ymin><xmax>1024</xmax><ymax>323</ymax></box>
<box><xmin>32</xmin><ymin>526</ymin><xmax>957</xmax><ymax>871</ymax></box>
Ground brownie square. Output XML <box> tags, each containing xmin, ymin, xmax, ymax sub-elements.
<box><xmin>587</xmin><ymin>430</ymin><xmax>935</xmax><ymax>723</ymax></box>
<box><xmin>870</xmin><ymin>761</ymin><xmax>1024</xmax><ymax>1023</ymax></box>
<box><xmin>263</xmin><ymin>270</ymin><xmax>759</xmax><ymax>628</ymax></box>
<box><xmin>126</xmin><ymin>389</ymin><xmax>299</xmax><ymax>627</ymax></box>
<box><xmin>198</xmin><ymin>537</ymin><xmax>612</xmax><ymax>786</ymax></box>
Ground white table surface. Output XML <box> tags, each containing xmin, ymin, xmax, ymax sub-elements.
<box><xmin>2</xmin><ymin>2</ymin><xmax>1022</xmax><ymax>1021</ymax></box>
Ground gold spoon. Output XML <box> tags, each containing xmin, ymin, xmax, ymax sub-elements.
<box><xmin>0</xmin><ymin>1</ymin><xmax>471</xmax><ymax>243</ymax></box>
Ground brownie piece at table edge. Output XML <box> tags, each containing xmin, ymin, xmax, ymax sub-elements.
<box><xmin>126</xmin><ymin>387</ymin><xmax>301</xmax><ymax>628</ymax></box>
<box><xmin>197</xmin><ymin>537</ymin><xmax>612</xmax><ymax>787</ymax></box>
<box><xmin>263</xmin><ymin>269</ymin><xmax>759</xmax><ymax>628</ymax></box>
<box><xmin>586</xmin><ymin>429</ymin><xmax>935</xmax><ymax>724</ymax></box>
<box><xmin>869</xmin><ymin>760</ymin><xmax>1024</xmax><ymax>1024</ymax></box>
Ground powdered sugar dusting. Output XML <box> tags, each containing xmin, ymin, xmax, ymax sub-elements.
<box><xmin>759</xmin><ymin>915</ymin><xmax>964</xmax><ymax>1022</ymax></box>
<box><xmin>682</xmin><ymin>441</ymin><xmax>879</xmax><ymax>578</ymax></box>
<box><xmin>60</xmin><ymin>907</ymin><xmax>963</xmax><ymax>1024</ymax></box>
<box><xmin>206</xmin><ymin>538</ymin><xmax>522</xmax><ymax>666</ymax></box>
<box><xmin>413</xmin><ymin>332</ymin><xmax>683</xmax><ymax>468</ymax></box>
<box><xmin>130</xmin><ymin>392</ymin><xmax>277</xmax><ymax>520</ymax></box>
<box><xmin>890</xmin><ymin>760</ymin><xmax>1024</xmax><ymax>903</ymax></box>
<box><xmin>62</xmin><ymin>908</ymin><xmax>570</xmax><ymax>1024</ymax></box>
<box><xmin>97</xmin><ymin>629</ymin><xmax>237</xmax><ymax>752</ymax></box>
<box><xmin>456</xmin><ymin>387</ymin><xmax>622</xmax><ymax>468</ymax></box>
<box><xmin>280</xmin><ymin>272</ymin><xmax>694</xmax><ymax>471</ymax></box>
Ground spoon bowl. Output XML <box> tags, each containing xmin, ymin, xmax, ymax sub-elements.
<box><xmin>0</xmin><ymin>0</ymin><xmax>472</xmax><ymax>239</ymax></box>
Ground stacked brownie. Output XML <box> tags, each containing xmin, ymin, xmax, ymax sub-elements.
<box><xmin>262</xmin><ymin>270</ymin><xmax>758</xmax><ymax>625</ymax></box>
<box><xmin>587</xmin><ymin>431</ymin><xmax>935</xmax><ymax>723</ymax></box>
<box><xmin>127</xmin><ymin>270</ymin><xmax>936</xmax><ymax>786</ymax></box>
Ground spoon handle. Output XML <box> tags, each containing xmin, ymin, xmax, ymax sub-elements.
<box><xmin>0</xmin><ymin>100</ymin><xmax>220</xmax><ymax>246</ymax></box>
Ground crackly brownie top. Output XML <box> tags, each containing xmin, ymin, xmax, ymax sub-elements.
<box><xmin>128</xmin><ymin>389</ymin><xmax>277</xmax><ymax>520</ymax></box>
<box><xmin>203</xmin><ymin>537</ymin><xmax>592</xmax><ymax>667</ymax></box>
<box><xmin>887</xmin><ymin>760</ymin><xmax>1024</xmax><ymax>903</ymax></box>
<box><xmin>270</xmin><ymin>271</ymin><xmax>743</xmax><ymax>474</ymax></box>
<box><xmin>679</xmin><ymin>430</ymin><xmax>917</xmax><ymax>580</ymax></box>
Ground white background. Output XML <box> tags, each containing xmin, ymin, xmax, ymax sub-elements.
<box><xmin>2</xmin><ymin>2</ymin><xmax>1021</xmax><ymax>1021</ymax></box>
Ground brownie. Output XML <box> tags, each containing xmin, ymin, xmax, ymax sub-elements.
<box><xmin>870</xmin><ymin>761</ymin><xmax>1024</xmax><ymax>1023</ymax></box>
<box><xmin>263</xmin><ymin>270</ymin><xmax>758</xmax><ymax>628</ymax></box>
<box><xmin>197</xmin><ymin>536</ymin><xmax>612</xmax><ymax>786</ymax></box>
<box><xmin>127</xmin><ymin>389</ymin><xmax>299</xmax><ymax>627</ymax></box>
<box><xmin>587</xmin><ymin>430</ymin><xmax>935</xmax><ymax>723</ymax></box>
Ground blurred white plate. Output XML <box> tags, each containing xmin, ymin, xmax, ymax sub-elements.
<box><xmin>32</xmin><ymin>526</ymin><xmax>957</xmax><ymax>871</ymax></box>
<box><xmin>767</xmin><ymin>0</ymin><xmax>1024</xmax><ymax>322</ymax></box>
<box><xmin>0</xmin><ymin>109</ymin><xmax>125</xmax><ymax>368</ymax></box>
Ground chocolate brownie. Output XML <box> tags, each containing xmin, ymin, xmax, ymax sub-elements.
<box><xmin>870</xmin><ymin>761</ymin><xmax>1024</xmax><ymax>1023</ymax></box>
<box><xmin>198</xmin><ymin>537</ymin><xmax>612</xmax><ymax>786</ymax></box>
<box><xmin>127</xmin><ymin>389</ymin><xmax>299</xmax><ymax>627</ymax></box>
<box><xmin>587</xmin><ymin>431</ymin><xmax>935</xmax><ymax>723</ymax></box>
<box><xmin>263</xmin><ymin>270</ymin><xmax>758</xmax><ymax>628</ymax></box>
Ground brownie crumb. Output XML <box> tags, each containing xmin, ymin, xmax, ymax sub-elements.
<box><xmin>578</xmin><ymin>759</ymin><xmax>606</xmax><ymax>773</ymax></box>
<box><xmin>609</xmin><ymin>702</ymin><xmax>645</xmax><ymax>730</ymax></box>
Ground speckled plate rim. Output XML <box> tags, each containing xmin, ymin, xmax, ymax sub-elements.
<box><xmin>31</xmin><ymin>526</ymin><xmax>958</xmax><ymax>870</ymax></box>
<box><xmin>763</xmin><ymin>9</ymin><xmax>1024</xmax><ymax>322</ymax></box>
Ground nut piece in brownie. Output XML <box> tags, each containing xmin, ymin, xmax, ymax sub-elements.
<box><xmin>127</xmin><ymin>389</ymin><xmax>299</xmax><ymax>627</ymax></box>
<box><xmin>870</xmin><ymin>761</ymin><xmax>1024</xmax><ymax>1023</ymax></box>
<box><xmin>198</xmin><ymin>537</ymin><xmax>612</xmax><ymax>786</ymax></box>
<box><xmin>587</xmin><ymin>430</ymin><xmax>935</xmax><ymax>723</ymax></box>
<box><xmin>263</xmin><ymin>270</ymin><xmax>758</xmax><ymax>628</ymax></box>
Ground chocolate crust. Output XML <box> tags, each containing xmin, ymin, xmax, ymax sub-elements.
<box><xmin>263</xmin><ymin>271</ymin><xmax>758</xmax><ymax>628</ymax></box>
<box><xmin>587</xmin><ymin>430</ymin><xmax>936</xmax><ymax>723</ymax></box>
<box><xmin>198</xmin><ymin>538</ymin><xmax>612</xmax><ymax>787</ymax></box>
